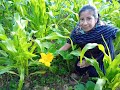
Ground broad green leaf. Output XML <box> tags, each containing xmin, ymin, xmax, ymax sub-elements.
<box><xmin>110</xmin><ymin>73</ymin><xmax>120</xmax><ymax>89</ymax></box>
<box><xmin>105</xmin><ymin>68</ymin><xmax>118</xmax><ymax>82</ymax></box>
<box><xmin>70</xmin><ymin>49</ymin><xmax>81</xmax><ymax>57</ymax></box>
<box><xmin>59</xmin><ymin>50</ymin><xmax>73</xmax><ymax>60</ymax></box>
<box><xmin>85</xmin><ymin>57</ymin><xmax>104</xmax><ymax>77</ymax></box>
<box><xmin>41</xmin><ymin>32</ymin><xmax>69</xmax><ymax>40</ymax></box>
<box><xmin>42</xmin><ymin>42</ymin><xmax>52</xmax><ymax>49</ymax></box>
<box><xmin>105</xmin><ymin>54</ymin><xmax>120</xmax><ymax>79</ymax></box>
<box><xmin>98</xmin><ymin>44</ymin><xmax>105</xmax><ymax>53</ymax></box>
<box><xmin>111</xmin><ymin>53</ymin><xmax>120</xmax><ymax>68</ymax></box>
<box><xmin>80</xmin><ymin>43</ymin><xmax>98</xmax><ymax>63</ymax></box>
<box><xmin>2</xmin><ymin>39</ymin><xmax>17</xmax><ymax>53</ymax></box>
<box><xmin>103</xmin><ymin>55</ymin><xmax>111</xmax><ymax>71</ymax></box>
<box><xmin>34</xmin><ymin>39</ymin><xmax>44</xmax><ymax>52</ymax></box>
<box><xmin>94</xmin><ymin>78</ymin><xmax>106</xmax><ymax>90</ymax></box>
<box><xmin>74</xmin><ymin>83</ymin><xmax>85</xmax><ymax>90</ymax></box>
<box><xmin>66</xmin><ymin>54</ymin><xmax>73</xmax><ymax>60</ymax></box>
<box><xmin>79</xmin><ymin>43</ymin><xmax>104</xmax><ymax>77</ymax></box>
<box><xmin>98</xmin><ymin>38</ymin><xmax>112</xmax><ymax>70</ymax></box>
<box><xmin>112</xmin><ymin>82</ymin><xmax>120</xmax><ymax>90</ymax></box>
<box><xmin>0</xmin><ymin>66</ymin><xmax>14</xmax><ymax>75</ymax></box>
<box><xmin>86</xmin><ymin>81</ymin><xmax>95</xmax><ymax>90</ymax></box>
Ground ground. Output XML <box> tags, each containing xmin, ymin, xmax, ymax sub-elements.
<box><xmin>0</xmin><ymin>72</ymin><xmax>91</xmax><ymax>90</ymax></box>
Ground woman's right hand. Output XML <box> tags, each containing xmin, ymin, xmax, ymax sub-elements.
<box><xmin>77</xmin><ymin>59</ymin><xmax>90</xmax><ymax>68</ymax></box>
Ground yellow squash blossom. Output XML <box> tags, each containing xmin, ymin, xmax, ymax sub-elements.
<box><xmin>39</xmin><ymin>53</ymin><xmax>54</xmax><ymax>67</ymax></box>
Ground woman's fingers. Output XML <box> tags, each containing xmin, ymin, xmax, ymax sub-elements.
<box><xmin>77</xmin><ymin>60</ymin><xmax>90</xmax><ymax>68</ymax></box>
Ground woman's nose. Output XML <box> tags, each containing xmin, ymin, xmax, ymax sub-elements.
<box><xmin>83</xmin><ymin>20</ymin><xmax>88</xmax><ymax>25</ymax></box>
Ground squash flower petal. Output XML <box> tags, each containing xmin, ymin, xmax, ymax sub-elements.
<box><xmin>39</xmin><ymin>53</ymin><xmax>54</xmax><ymax>67</ymax></box>
<box><xmin>44</xmin><ymin>62</ymin><xmax>50</xmax><ymax>67</ymax></box>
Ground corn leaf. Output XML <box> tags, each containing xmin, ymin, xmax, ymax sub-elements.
<box><xmin>80</xmin><ymin>43</ymin><xmax>98</xmax><ymax>63</ymax></box>
<box><xmin>94</xmin><ymin>78</ymin><xmax>106</xmax><ymax>90</ymax></box>
<box><xmin>41</xmin><ymin>32</ymin><xmax>69</xmax><ymax>40</ymax></box>
<box><xmin>85</xmin><ymin>57</ymin><xmax>104</xmax><ymax>77</ymax></box>
<box><xmin>2</xmin><ymin>39</ymin><xmax>17</xmax><ymax>53</ymax></box>
<box><xmin>0</xmin><ymin>66</ymin><xmax>14</xmax><ymax>75</ymax></box>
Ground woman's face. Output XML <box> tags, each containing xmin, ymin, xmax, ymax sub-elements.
<box><xmin>79</xmin><ymin>10</ymin><xmax>97</xmax><ymax>32</ymax></box>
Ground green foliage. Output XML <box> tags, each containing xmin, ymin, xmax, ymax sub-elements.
<box><xmin>0</xmin><ymin>0</ymin><xmax>120</xmax><ymax>89</ymax></box>
<box><xmin>12</xmin><ymin>0</ymin><xmax>48</xmax><ymax>38</ymax></box>
<box><xmin>0</xmin><ymin>13</ymin><xmax>37</xmax><ymax>90</ymax></box>
<box><xmin>74</xmin><ymin>81</ymin><xmax>96</xmax><ymax>90</ymax></box>
<box><xmin>80</xmin><ymin>43</ymin><xmax>120</xmax><ymax>90</ymax></box>
<box><xmin>94</xmin><ymin>78</ymin><xmax>106</xmax><ymax>90</ymax></box>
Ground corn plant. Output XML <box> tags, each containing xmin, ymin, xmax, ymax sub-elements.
<box><xmin>1</xmin><ymin>0</ymin><xmax>120</xmax><ymax>89</ymax></box>
<box><xmin>80</xmin><ymin>43</ymin><xmax>120</xmax><ymax>90</ymax></box>
<box><xmin>11</xmin><ymin>0</ymin><xmax>48</xmax><ymax>39</ymax></box>
<box><xmin>0</xmin><ymin>11</ymin><xmax>73</xmax><ymax>89</ymax></box>
<box><xmin>0</xmin><ymin>0</ymin><xmax>15</xmax><ymax>35</ymax></box>
<box><xmin>0</xmin><ymin>13</ymin><xmax>37</xmax><ymax>90</ymax></box>
<box><xmin>95</xmin><ymin>0</ymin><xmax>120</xmax><ymax>28</ymax></box>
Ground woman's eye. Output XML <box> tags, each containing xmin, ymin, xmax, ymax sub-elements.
<box><xmin>80</xmin><ymin>18</ymin><xmax>84</xmax><ymax>21</ymax></box>
<box><xmin>87</xmin><ymin>17</ymin><xmax>91</xmax><ymax>20</ymax></box>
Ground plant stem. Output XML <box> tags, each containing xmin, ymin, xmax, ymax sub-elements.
<box><xmin>17</xmin><ymin>68</ymin><xmax>24</xmax><ymax>90</ymax></box>
<box><xmin>66</xmin><ymin>60</ymin><xmax>70</xmax><ymax>73</ymax></box>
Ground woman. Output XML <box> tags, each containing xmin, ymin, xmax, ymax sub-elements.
<box><xmin>59</xmin><ymin>4</ymin><xmax>117</xmax><ymax>77</ymax></box>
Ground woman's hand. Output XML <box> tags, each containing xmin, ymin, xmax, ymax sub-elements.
<box><xmin>77</xmin><ymin>59</ymin><xmax>90</xmax><ymax>68</ymax></box>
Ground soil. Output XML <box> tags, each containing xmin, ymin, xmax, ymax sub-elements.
<box><xmin>0</xmin><ymin>72</ymin><xmax>90</xmax><ymax>90</ymax></box>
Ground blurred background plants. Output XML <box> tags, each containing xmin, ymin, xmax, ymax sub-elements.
<box><xmin>0</xmin><ymin>0</ymin><xmax>120</xmax><ymax>89</ymax></box>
